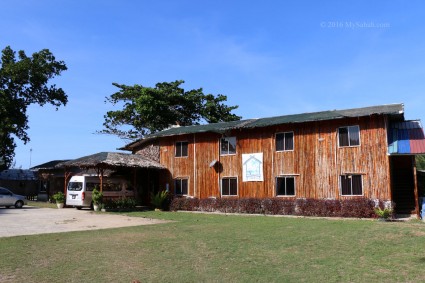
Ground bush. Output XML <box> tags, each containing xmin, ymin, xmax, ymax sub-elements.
<box><xmin>262</xmin><ymin>199</ymin><xmax>296</xmax><ymax>215</ymax></box>
<box><xmin>103</xmin><ymin>197</ymin><xmax>137</xmax><ymax>210</ymax></box>
<box><xmin>170</xmin><ymin>197</ymin><xmax>199</xmax><ymax>211</ymax></box>
<box><xmin>340</xmin><ymin>198</ymin><xmax>376</xmax><ymax>218</ymax></box>
<box><xmin>92</xmin><ymin>188</ymin><xmax>103</xmax><ymax>205</ymax></box>
<box><xmin>151</xmin><ymin>191</ymin><xmax>169</xmax><ymax>210</ymax></box>
<box><xmin>52</xmin><ymin>192</ymin><xmax>65</xmax><ymax>204</ymax></box>
<box><xmin>169</xmin><ymin>197</ymin><xmax>380</xmax><ymax>218</ymax></box>
<box><xmin>215</xmin><ymin>198</ymin><xmax>239</xmax><ymax>213</ymax></box>
<box><xmin>238</xmin><ymin>198</ymin><xmax>263</xmax><ymax>214</ymax></box>
<box><xmin>374</xmin><ymin>207</ymin><xmax>393</xmax><ymax>219</ymax></box>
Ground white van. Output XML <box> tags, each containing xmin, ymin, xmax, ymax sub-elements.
<box><xmin>66</xmin><ymin>176</ymin><xmax>134</xmax><ymax>209</ymax></box>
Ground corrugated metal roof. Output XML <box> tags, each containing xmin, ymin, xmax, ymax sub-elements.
<box><xmin>388</xmin><ymin>120</ymin><xmax>425</xmax><ymax>155</ymax></box>
<box><xmin>123</xmin><ymin>103</ymin><xmax>404</xmax><ymax>150</ymax></box>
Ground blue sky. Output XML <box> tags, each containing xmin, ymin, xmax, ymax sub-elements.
<box><xmin>2</xmin><ymin>0</ymin><xmax>424</xmax><ymax>168</ymax></box>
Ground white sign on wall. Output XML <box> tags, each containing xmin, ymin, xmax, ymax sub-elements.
<box><xmin>242</xmin><ymin>153</ymin><xmax>263</xmax><ymax>182</ymax></box>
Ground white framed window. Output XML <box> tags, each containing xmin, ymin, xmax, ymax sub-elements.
<box><xmin>276</xmin><ymin>132</ymin><xmax>294</xmax><ymax>151</ymax></box>
<box><xmin>276</xmin><ymin>176</ymin><xmax>295</xmax><ymax>196</ymax></box>
<box><xmin>340</xmin><ymin>174</ymin><xmax>363</xmax><ymax>196</ymax></box>
<box><xmin>175</xmin><ymin>141</ymin><xmax>188</xmax><ymax>157</ymax></box>
<box><xmin>221</xmin><ymin>177</ymin><xmax>237</xmax><ymax>196</ymax></box>
<box><xmin>220</xmin><ymin>137</ymin><xmax>236</xmax><ymax>155</ymax></box>
<box><xmin>174</xmin><ymin>178</ymin><xmax>188</xmax><ymax>195</ymax></box>
<box><xmin>338</xmin><ymin>126</ymin><xmax>360</xmax><ymax>147</ymax></box>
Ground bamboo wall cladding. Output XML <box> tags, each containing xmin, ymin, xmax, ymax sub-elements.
<box><xmin>157</xmin><ymin>114</ymin><xmax>392</xmax><ymax>200</ymax></box>
<box><xmin>193</xmin><ymin>133</ymin><xmax>220</xmax><ymax>198</ymax></box>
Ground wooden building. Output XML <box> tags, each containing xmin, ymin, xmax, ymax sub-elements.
<box><xmin>123</xmin><ymin>103</ymin><xmax>425</xmax><ymax>215</ymax></box>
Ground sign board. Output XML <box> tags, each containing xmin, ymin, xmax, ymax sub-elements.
<box><xmin>242</xmin><ymin>153</ymin><xmax>263</xmax><ymax>182</ymax></box>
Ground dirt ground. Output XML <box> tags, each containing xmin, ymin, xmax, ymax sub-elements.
<box><xmin>0</xmin><ymin>206</ymin><xmax>168</xmax><ymax>238</ymax></box>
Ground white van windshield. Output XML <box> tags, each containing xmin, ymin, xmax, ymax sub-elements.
<box><xmin>67</xmin><ymin>182</ymin><xmax>83</xmax><ymax>191</ymax></box>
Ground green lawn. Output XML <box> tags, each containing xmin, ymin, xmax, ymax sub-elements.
<box><xmin>1</xmin><ymin>211</ymin><xmax>425</xmax><ymax>283</ymax></box>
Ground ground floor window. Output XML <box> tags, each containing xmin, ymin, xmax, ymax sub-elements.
<box><xmin>276</xmin><ymin>176</ymin><xmax>295</xmax><ymax>196</ymax></box>
<box><xmin>174</xmin><ymin>178</ymin><xmax>188</xmax><ymax>195</ymax></box>
<box><xmin>340</xmin><ymin>174</ymin><xmax>362</xmax><ymax>196</ymax></box>
<box><xmin>221</xmin><ymin>177</ymin><xmax>237</xmax><ymax>196</ymax></box>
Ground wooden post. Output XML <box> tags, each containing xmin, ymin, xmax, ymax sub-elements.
<box><xmin>133</xmin><ymin>168</ymin><xmax>138</xmax><ymax>201</ymax></box>
<box><xmin>64</xmin><ymin>170</ymin><xmax>73</xmax><ymax>195</ymax></box>
<box><xmin>413</xmin><ymin>157</ymin><xmax>420</xmax><ymax>219</ymax></box>
<box><xmin>100</xmin><ymin>168</ymin><xmax>104</xmax><ymax>192</ymax></box>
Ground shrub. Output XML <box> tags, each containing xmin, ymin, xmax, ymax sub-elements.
<box><xmin>374</xmin><ymin>207</ymin><xmax>393</xmax><ymax>219</ymax></box>
<box><xmin>262</xmin><ymin>198</ymin><xmax>296</xmax><ymax>215</ymax></box>
<box><xmin>151</xmin><ymin>191</ymin><xmax>169</xmax><ymax>210</ymax></box>
<box><xmin>170</xmin><ymin>197</ymin><xmax>199</xmax><ymax>211</ymax></box>
<box><xmin>340</xmin><ymin>198</ymin><xmax>375</xmax><ymax>218</ymax></box>
<box><xmin>169</xmin><ymin>197</ymin><xmax>379</xmax><ymax>218</ymax></box>
<box><xmin>52</xmin><ymin>192</ymin><xmax>65</xmax><ymax>204</ymax></box>
<box><xmin>239</xmin><ymin>198</ymin><xmax>263</xmax><ymax>214</ymax></box>
<box><xmin>198</xmin><ymin>198</ymin><xmax>217</xmax><ymax>212</ymax></box>
<box><xmin>92</xmin><ymin>188</ymin><xmax>103</xmax><ymax>205</ymax></box>
<box><xmin>215</xmin><ymin>198</ymin><xmax>239</xmax><ymax>213</ymax></box>
<box><xmin>103</xmin><ymin>197</ymin><xmax>137</xmax><ymax>210</ymax></box>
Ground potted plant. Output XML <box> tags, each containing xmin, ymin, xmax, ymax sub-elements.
<box><xmin>92</xmin><ymin>187</ymin><xmax>103</xmax><ymax>211</ymax></box>
<box><xmin>151</xmin><ymin>191</ymin><xmax>168</xmax><ymax>211</ymax></box>
<box><xmin>52</xmin><ymin>192</ymin><xmax>65</xmax><ymax>209</ymax></box>
<box><xmin>374</xmin><ymin>207</ymin><xmax>393</xmax><ymax>221</ymax></box>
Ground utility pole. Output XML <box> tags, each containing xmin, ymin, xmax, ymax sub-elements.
<box><xmin>29</xmin><ymin>148</ymin><xmax>33</xmax><ymax>168</ymax></box>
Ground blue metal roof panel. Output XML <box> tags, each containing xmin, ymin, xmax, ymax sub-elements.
<box><xmin>388</xmin><ymin>120</ymin><xmax>425</xmax><ymax>154</ymax></box>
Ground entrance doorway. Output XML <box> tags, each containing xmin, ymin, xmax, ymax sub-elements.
<box><xmin>390</xmin><ymin>155</ymin><xmax>416</xmax><ymax>214</ymax></box>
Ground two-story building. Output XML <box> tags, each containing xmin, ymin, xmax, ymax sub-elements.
<box><xmin>122</xmin><ymin>103</ymin><xmax>425</xmax><ymax>215</ymax></box>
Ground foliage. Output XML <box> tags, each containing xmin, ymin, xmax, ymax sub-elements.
<box><xmin>103</xmin><ymin>197</ymin><xmax>137</xmax><ymax>210</ymax></box>
<box><xmin>52</xmin><ymin>192</ymin><xmax>65</xmax><ymax>204</ymax></box>
<box><xmin>100</xmin><ymin>80</ymin><xmax>241</xmax><ymax>139</ymax></box>
<box><xmin>416</xmin><ymin>155</ymin><xmax>425</xmax><ymax>170</ymax></box>
<box><xmin>374</xmin><ymin>207</ymin><xmax>393</xmax><ymax>219</ymax></box>
<box><xmin>170</xmin><ymin>197</ymin><xmax>379</xmax><ymax>218</ymax></box>
<box><xmin>91</xmin><ymin>188</ymin><xmax>103</xmax><ymax>205</ymax></box>
<box><xmin>0</xmin><ymin>46</ymin><xmax>67</xmax><ymax>169</ymax></box>
<box><xmin>150</xmin><ymin>190</ymin><xmax>169</xmax><ymax>209</ymax></box>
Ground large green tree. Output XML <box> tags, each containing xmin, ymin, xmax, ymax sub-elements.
<box><xmin>101</xmin><ymin>80</ymin><xmax>241</xmax><ymax>139</ymax></box>
<box><xmin>0</xmin><ymin>46</ymin><xmax>67</xmax><ymax>169</ymax></box>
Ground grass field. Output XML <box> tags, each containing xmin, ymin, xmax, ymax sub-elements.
<box><xmin>1</xmin><ymin>210</ymin><xmax>425</xmax><ymax>282</ymax></box>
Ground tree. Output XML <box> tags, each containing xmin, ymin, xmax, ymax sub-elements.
<box><xmin>416</xmin><ymin>155</ymin><xmax>425</xmax><ymax>170</ymax></box>
<box><xmin>101</xmin><ymin>80</ymin><xmax>241</xmax><ymax>139</ymax></box>
<box><xmin>0</xmin><ymin>46</ymin><xmax>67</xmax><ymax>169</ymax></box>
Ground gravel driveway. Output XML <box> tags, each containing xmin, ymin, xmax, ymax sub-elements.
<box><xmin>0</xmin><ymin>206</ymin><xmax>168</xmax><ymax>238</ymax></box>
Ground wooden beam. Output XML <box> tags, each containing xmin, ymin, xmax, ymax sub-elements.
<box><xmin>133</xmin><ymin>168</ymin><xmax>138</xmax><ymax>200</ymax></box>
<box><xmin>413</xmin><ymin>157</ymin><xmax>420</xmax><ymax>219</ymax></box>
<box><xmin>64</xmin><ymin>170</ymin><xmax>73</xmax><ymax>196</ymax></box>
<box><xmin>100</xmin><ymin>168</ymin><xmax>104</xmax><ymax>192</ymax></box>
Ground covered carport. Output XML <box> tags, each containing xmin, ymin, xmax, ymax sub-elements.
<box><xmin>56</xmin><ymin>152</ymin><xmax>165</xmax><ymax>205</ymax></box>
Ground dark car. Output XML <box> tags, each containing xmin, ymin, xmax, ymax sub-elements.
<box><xmin>0</xmin><ymin>187</ymin><xmax>27</xmax><ymax>208</ymax></box>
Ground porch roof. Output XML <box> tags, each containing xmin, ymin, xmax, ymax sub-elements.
<box><xmin>55</xmin><ymin>152</ymin><xmax>165</xmax><ymax>170</ymax></box>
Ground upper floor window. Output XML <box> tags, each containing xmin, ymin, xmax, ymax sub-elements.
<box><xmin>340</xmin><ymin>174</ymin><xmax>362</xmax><ymax>196</ymax></box>
<box><xmin>175</xmin><ymin>141</ymin><xmax>188</xmax><ymax>157</ymax></box>
<box><xmin>276</xmin><ymin>132</ymin><xmax>294</xmax><ymax>151</ymax></box>
<box><xmin>338</xmin><ymin>126</ymin><xmax>360</xmax><ymax>147</ymax></box>
<box><xmin>220</xmin><ymin>137</ymin><xmax>236</xmax><ymax>155</ymax></box>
